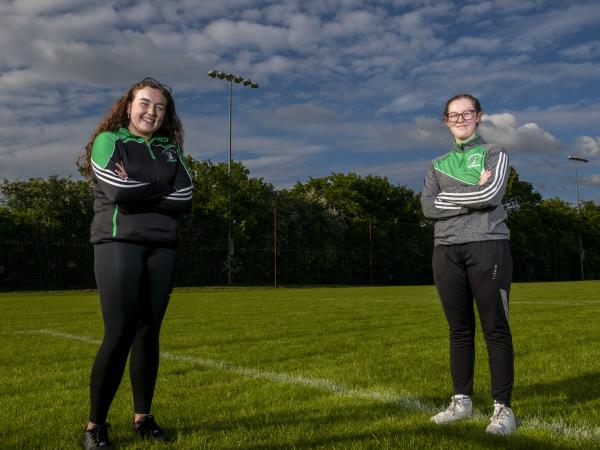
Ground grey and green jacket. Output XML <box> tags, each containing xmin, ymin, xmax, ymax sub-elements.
<box><xmin>90</xmin><ymin>128</ymin><xmax>193</xmax><ymax>244</ymax></box>
<box><xmin>420</xmin><ymin>135</ymin><xmax>510</xmax><ymax>246</ymax></box>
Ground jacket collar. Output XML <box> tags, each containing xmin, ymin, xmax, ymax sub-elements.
<box><xmin>452</xmin><ymin>134</ymin><xmax>485</xmax><ymax>152</ymax></box>
<box><xmin>117</xmin><ymin>127</ymin><xmax>170</xmax><ymax>144</ymax></box>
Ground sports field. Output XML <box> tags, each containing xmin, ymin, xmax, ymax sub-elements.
<box><xmin>1</xmin><ymin>282</ymin><xmax>599</xmax><ymax>449</ymax></box>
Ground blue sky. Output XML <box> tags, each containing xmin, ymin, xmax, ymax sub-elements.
<box><xmin>1</xmin><ymin>0</ymin><xmax>599</xmax><ymax>204</ymax></box>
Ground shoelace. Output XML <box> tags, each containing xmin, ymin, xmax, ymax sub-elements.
<box><xmin>446</xmin><ymin>398</ymin><xmax>462</xmax><ymax>414</ymax></box>
<box><xmin>135</xmin><ymin>415</ymin><xmax>161</xmax><ymax>436</ymax></box>
<box><xmin>490</xmin><ymin>406</ymin><xmax>509</xmax><ymax>423</ymax></box>
<box><xmin>89</xmin><ymin>423</ymin><xmax>110</xmax><ymax>445</ymax></box>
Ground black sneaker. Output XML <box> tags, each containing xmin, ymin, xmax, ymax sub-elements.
<box><xmin>81</xmin><ymin>423</ymin><xmax>112</xmax><ymax>449</ymax></box>
<box><xmin>132</xmin><ymin>415</ymin><xmax>168</xmax><ymax>442</ymax></box>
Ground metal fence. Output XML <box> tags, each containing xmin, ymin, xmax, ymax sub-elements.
<box><xmin>0</xmin><ymin>210</ymin><xmax>432</xmax><ymax>291</ymax></box>
<box><xmin>1</xmin><ymin>210</ymin><xmax>598</xmax><ymax>291</ymax></box>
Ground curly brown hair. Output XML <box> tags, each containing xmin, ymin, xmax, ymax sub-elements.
<box><xmin>78</xmin><ymin>78</ymin><xmax>184</xmax><ymax>178</ymax></box>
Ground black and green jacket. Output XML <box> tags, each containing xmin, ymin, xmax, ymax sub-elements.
<box><xmin>420</xmin><ymin>135</ymin><xmax>510</xmax><ymax>246</ymax></box>
<box><xmin>90</xmin><ymin>128</ymin><xmax>193</xmax><ymax>244</ymax></box>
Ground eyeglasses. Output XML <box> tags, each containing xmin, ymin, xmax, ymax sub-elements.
<box><xmin>445</xmin><ymin>110</ymin><xmax>475</xmax><ymax>123</ymax></box>
<box><xmin>140</xmin><ymin>77</ymin><xmax>173</xmax><ymax>94</ymax></box>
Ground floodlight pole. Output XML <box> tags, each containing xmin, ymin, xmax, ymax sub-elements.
<box><xmin>208</xmin><ymin>70</ymin><xmax>259</xmax><ymax>285</ymax></box>
<box><xmin>227</xmin><ymin>79</ymin><xmax>233</xmax><ymax>286</ymax></box>
<box><xmin>568</xmin><ymin>155</ymin><xmax>589</xmax><ymax>281</ymax></box>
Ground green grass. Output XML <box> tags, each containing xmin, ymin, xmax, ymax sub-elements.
<box><xmin>1</xmin><ymin>282</ymin><xmax>600</xmax><ymax>449</ymax></box>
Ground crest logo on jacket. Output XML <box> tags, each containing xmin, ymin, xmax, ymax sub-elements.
<box><xmin>163</xmin><ymin>149</ymin><xmax>178</xmax><ymax>162</ymax></box>
<box><xmin>467</xmin><ymin>153</ymin><xmax>482</xmax><ymax>169</ymax></box>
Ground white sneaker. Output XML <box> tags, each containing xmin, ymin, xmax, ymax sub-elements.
<box><xmin>486</xmin><ymin>401</ymin><xmax>517</xmax><ymax>436</ymax></box>
<box><xmin>431</xmin><ymin>395</ymin><xmax>473</xmax><ymax>424</ymax></box>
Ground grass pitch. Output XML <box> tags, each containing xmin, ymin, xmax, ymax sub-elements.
<box><xmin>1</xmin><ymin>281</ymin><xmax>599</xmax><ymax>449</ymax></box>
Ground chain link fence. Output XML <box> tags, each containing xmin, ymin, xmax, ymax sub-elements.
<box><xmin>1</xmin><ymin>209</ymin><xmax>598</xmax><ymax>291</ymax></box>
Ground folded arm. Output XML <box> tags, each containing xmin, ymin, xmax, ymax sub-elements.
<box><xmin>91</xmin><ymin>132</ymin><xmax>174</xmax><ymax>203</ymax></box>
<box><xmin>152</xmin><ymin>152</ymin><xmax>193</xmax><ymax>214</ymax></box>
<box><xmin>421</xmin><ymin>163</ymin><xmax>469</xmax><ymax>219</ymax></box>
<box><xmin>91</xmin><ymin>159</ymin><xmax>173</xmax><ymax>203</ymax></box>
<box><xmin>436</xmin><ymin>148</ymin><xmax>509</xmax><ymax>210</ymax></box>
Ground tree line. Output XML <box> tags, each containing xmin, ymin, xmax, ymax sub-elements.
<box><xmin>1</xmin><ymin>157</ymin><xmax>599</xmax><ymax>290</ymax></box>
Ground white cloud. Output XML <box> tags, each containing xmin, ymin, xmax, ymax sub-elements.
<box><xmin>574</xmin><ymin>136</ymin><xmax>600</xmax><ymax>158</ymax></box>
<box><xmin>449</xmin><ymin>36</ymin><xmax>503</xmax><ymax>53</ymax></box>
<box><xmin>203</xmin><ymin>19</ymin><xmax>289</xmax><ymax>51</ymax></box>
<box><xmin>0</xmin><ymin>0</ymin><xmax>598</xmax><ymax>204</ymax></box>
<box><xmin>238</xmin><ymin>138</ymin><xmax>331</xmax><ymax>186</ymax></box>
<box><xmin>560</xmin><ymin>41</ymin><xmax>600</xmax><ymax>60</ymax></box>
<box><xmin>514</xmin><ymin>103</ymin><xmax>600</xmax><ymax>131</ymax></box>
<box><xmin>304</xmin><ymin>116</ymin><xmax>448</xmax><ymax>154</ymax></box>
<box><xmin>268</xmin><ymin>104</ymin><xmax>340</xmax><ymax>126</ymax></box>
<box><xmin>243</xmin><ymin>143</ymin><xmax>327</xmax><ymax>174</ymax></box>
<box><xmin>253</xmin><ymin>55</ymin><xmax>293</xmax><ymax>77</ymax></box>
<box><xmin>479</xmin><ymin>114</ymin><xmax>564</xmax><ymax>156</ymax></box>
<box><xmin>583</xmin><ymin>174</ymin><xmax>600</xmax><ymax>187</ymax></box>
<box><xmin>377</xmin><ymin>93</ymin><xmax>428</xmax><ymax>114</ymax></box>
<box><xmin>0</xmin><ymin>117</ymin><xmax>97</xmax><ymax>179</ymax></box>
<box><xmin>287</xmin><ymin>14</ymin><xmax>322</xmax><ymax>51</ymax></box>
<box><xmin>460</xmin><ymin>1</ymin><xmax>493</xmax><ymax>17</ymax></box>
<box><xmin>390</xmin><ymin>9</ymin><xmax>438</xmax><ymax>40</ymax></box>
<box><xmin>117</xmin><ymin>2</ymin><xmax>160</xmax><ymax>23</ymax></box>
<box><xmin>323</xmin><ymin>10</ymin><xmax>381</xmax><ymax>39</ymax></box>
<box><xmin>10</xmin><ymin>0</ymin><xmax>98</xmax><ymax>15</ymax></box>
<box><xmin>513</xmin><ymin>3</ymin><xmax>600</xmax><ymax>52</ymax></box>
<box><xmin>351</xmin><ymin>159</ymin><xmax>433</xmax><ymax>188</ymax></box>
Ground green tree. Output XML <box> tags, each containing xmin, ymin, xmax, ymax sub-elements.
<box><xmin>289</xmin><ymin>172</ymin><xmax>419</xmax><ymax>223</ymax></box>
<box><xmin>0</xmin><ymin>176</ymin><xmax>94</xmax><ymax>290</ymax></box>
<box><xmin>503</xmin><ymin>166</ymin><xmax>542</xmax><ymax>213</ymax></box>
<box><xmin>537</xmin><ymin>198</ymin><xmax>580</xmax><ymax>280</ymax></box>
<box><xmin>285</xmin><ymin>172</ymin><xmax>427</xmax><ymax>284</ymax></box>
<box><xmin>503</xmin><ymin>166</ymin><xmax>545</xmax><ymax>280</ymax></box>
<box><xmin>180</xmin><ymin>157</ymin><xmax>276</xmax><ymax>284</ymax></box>
<box><xmin>576</xmin><ymin>201</ymin><xmax>600</xmax><ymax>280</ymax></box>
<box><xmin>0</xmin><ymin>175</ymin><xmax>93</xmax><ymax>224</ymax></box>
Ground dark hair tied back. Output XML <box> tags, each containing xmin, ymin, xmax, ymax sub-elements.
<box><xmin>443</xmin><ymin>93</ymin><xmax>482</xmax><ymax>118</ymax></box>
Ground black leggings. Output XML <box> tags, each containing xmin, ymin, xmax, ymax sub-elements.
<box><xmin>89</xmin><ymin>241</ymin><xmax>177</xmax><ymax>424</ymax></box>
<box><xmin>432</xmin><ymin>240</ymin><xmax>514</xmax><ymax>406</ymax></box>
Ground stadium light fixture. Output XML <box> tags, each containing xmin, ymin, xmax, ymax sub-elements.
<box><xmin>568</xmin><ymin>155</ymin><xmax>589</xmax><ymax>280</ymax></box>
<box><xmin>207</xmin><ymin>69</ymin><xmax>260</xmax><ymax>285</ymax></box>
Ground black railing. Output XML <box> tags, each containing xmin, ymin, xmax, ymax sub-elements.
<box><xmin>1</xmin><ymin>210</ymin><xmax>598</xmax><ymax>291</ymax></box>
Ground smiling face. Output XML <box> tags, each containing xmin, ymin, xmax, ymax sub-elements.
<box><xmin>127</xmin><ymin>86</ymin><xmax>167</xmax><ymax>140</ymax></box>
<box><xmin>444</xmin><ymin>97</ymin><xmax>482</xmax><ymax>143</ymax></box>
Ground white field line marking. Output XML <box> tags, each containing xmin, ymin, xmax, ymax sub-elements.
<box><xmin>512</xmin><ymin>301</ymin><xmax>600</xmax><ymax>305</ymax></box>
<box><xmin>25</xmin><ymin>329</ymin><xmax>432</xmax><ymax>413</ymax></box>
<box><xmin>26</xmin><ymin>329</ymin><xmax>600</xmax><ymax>442</ymax></box>
<box><xmin>318</xmin><ymin>299</ymin><xmax>600</xmax><ymax>306</ymax></box>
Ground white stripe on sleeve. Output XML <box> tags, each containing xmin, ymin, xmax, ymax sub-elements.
<box><xmin>437</xmin><ymin>153</ymin><xmax>507</xmax><ymax>204</ymax></box>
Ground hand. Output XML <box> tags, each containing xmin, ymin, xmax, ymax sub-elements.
<box><xmin>115</xmin><ymin>162</ymin><xmax>128</xmax><ymax>180</ymax></box>
<box><xmin>478</xmin><ymin>169</ymin><xmax>492</xmax><ymax>186</ymax></box>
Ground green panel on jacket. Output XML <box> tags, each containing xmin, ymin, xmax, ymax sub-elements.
<box><xmin>91</xmin><ymin>132</ymin><xmax>119</xmax><ymax>169</ymax></box>
<box><xmin>433</xmin><ymin>144</ymin><xmax>487</xmax><ymax>186</ymax></box>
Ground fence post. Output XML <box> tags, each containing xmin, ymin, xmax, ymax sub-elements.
<box><xmin>369</xmin><ymin>217</ymin><xmax>373</xmax><ymax>284</ymax></box>
<box><xmin>273</xmin><ymin>206</ymin><xmax>277</xmax><ymax>288</ymax></box>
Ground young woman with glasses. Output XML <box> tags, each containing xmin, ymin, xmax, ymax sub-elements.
<box><xmin>79</xmin><ymin>78</ymin><xmax>193</xmax><ymax>449</ymax></box>
<box><xmin>420</xmin><ymin>94</ymin><xmax>517</xmax><ymax>436</ymax></box>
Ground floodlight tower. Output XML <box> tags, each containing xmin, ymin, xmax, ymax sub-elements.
<box><xmin>208</xmin><ymin>70</ymin><xmax>259</xmax><ymax>285</ymax></box>
<box><xmin>568</xmin><ymin>155</ymin><xmax>589</xmax><ymax>280</ymax></box>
